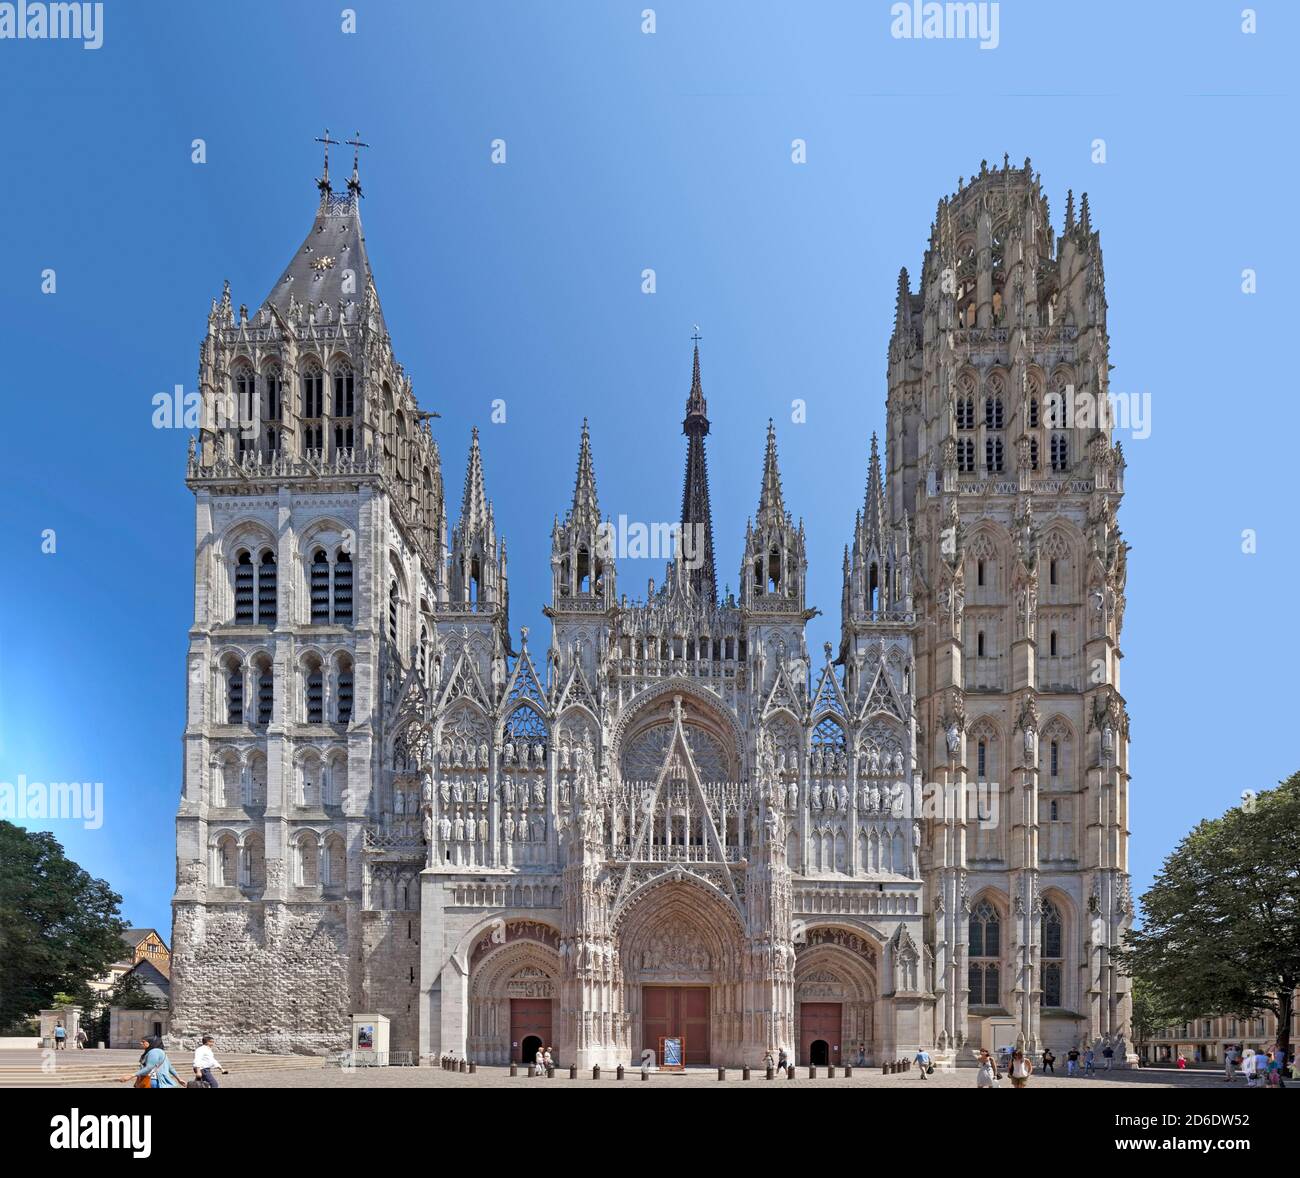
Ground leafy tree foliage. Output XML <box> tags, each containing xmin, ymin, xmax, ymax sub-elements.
<box><xmin>1124</xmin><ymin>773</ymin><xmax>1300</xmax><ymax>1058</ymax></box>
<box><xmin>0</xmin><ymin>822</ymin><xmax>127</xmax><ymax>1028</ymax></box>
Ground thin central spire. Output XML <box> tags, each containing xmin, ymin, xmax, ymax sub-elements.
<box><xmin>678</xmin><ymin>338</ymin><xmax>717</xmax><ymax>601</ymax></box>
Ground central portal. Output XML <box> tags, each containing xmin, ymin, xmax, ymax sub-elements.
<box><xmin>642</xmin><ymin>986</ymin><xmax>710</xmax><ymax>1066</ymax></box>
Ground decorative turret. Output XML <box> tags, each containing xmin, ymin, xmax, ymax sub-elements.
<box><xmin>842</xmin><ymin>435</ymin><xmax>912</xmax><ymax>649</ymax></box>
<box><xmin>740</xmin><ymin>420</ymin><xmax>806</xmax><ymax>611</ymax></box>
<box><xmin>552</xmin><ymin>419</ymin><xmax>615</xmax><ymax>607</ymax></box>
<box><xmin>449</xmin><ymin>428</ymin><xmax>508</xmax><ymax>620</ymax></box>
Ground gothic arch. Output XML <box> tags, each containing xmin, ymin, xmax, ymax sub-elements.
<box><xmin>794</xmin><ymin>929</ymin><xmax>882</xmax><ymax>1065</ymax></box>
<box><xmin>614</xmin><ymin>874</ymin><xmax>745</xmax><ymax>943</ymax></box>
<box><xmin>466</xmin><ymin>937</ymin><xmax>562</xmax><ymax>1066</ymax></box>
<box><xmin>609</xmin><ymin>680</ymin><xmax>745</xmax><ymax>780</ymax></box>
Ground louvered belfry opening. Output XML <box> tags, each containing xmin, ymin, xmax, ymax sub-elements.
<box><xmin>234</xmin><ymin>552</ymin><xmax>255</xmax><ymax>623</ymax></box>
<box><xmin>311</xmin><ymin>549</ymin><xmax>331</xmax><ymax>623</ymax></box>
<box><xmin>258</xmin><ymin>551</ymin><xmax>277</xmax><ymax>624</ymax></box>
<box><xmin>333</xmin><ymin>551</ymin><xmax>353</xmax><ymax>623</ymax></box>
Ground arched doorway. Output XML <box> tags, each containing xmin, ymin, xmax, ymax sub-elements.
<box><xmin>794</xmin><ymin>926</ymin><xmax>881</xmax><ymax>1066</ymax></box>
<box><xmin>616</xmin><ymin>880</ymin><xmax>746</xmax><ymax>1067</ymax></box>
<box><xmin>466</xmin><ymin>920</ymin><xmax>561</xmax><ymax>1065</ymax></box>
<box><xmin>520</xmin><ymin>1035</ymin><xmax>542</xmax><ymax>1066</ymax></box>
<box><xmin>809</xmin><ymin>1039</ymin><xmax>830</xmax><ymax>1066</ymax></box>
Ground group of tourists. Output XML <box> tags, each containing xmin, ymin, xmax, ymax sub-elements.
<box><xmin>532</xmin><ymin>1046</ymin><xmax>556</xmax><ymax>1075</ymax></box>
<box><xmin>1219</xmin><ymin>1044</ymin><xmax>1291</xmax><ymax>1088</ymax></box>
<box><xmin>117</xmin><ymin>1034</ymin><xmax>225</xmax><ymax>1089</ymax></box>
<box><xmin>50</xmin><ymin>1022</ymin><xmax>88</xmax><ymax>1050</ymax></box>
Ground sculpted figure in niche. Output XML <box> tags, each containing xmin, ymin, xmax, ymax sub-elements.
<box><xmin>787</xmin><ymin>782</ymin><xmax>799</xmax><ymax>811</ymax></box>
<box><xmin>945</xmin><ymin>722</ymin><xmax>960</xmax><ymax>759</ymax></box>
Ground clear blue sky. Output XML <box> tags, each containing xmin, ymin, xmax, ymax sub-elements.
<box><xmin>1</xmin><ymin>1</ymin><xmax>1294</xmax><ymax>938</ymax></box>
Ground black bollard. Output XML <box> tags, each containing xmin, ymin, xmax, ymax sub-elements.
<box><xmin>717</xmin><ymin>1067</ymin><xmax>726</xmax><ymax>1081</ymax></box>
<box><xmin>766</xmin><ymin>1064</ymin><xmax>775</xmax><ymax>1080</ymax></box>
<box><xmin>808</xmin><ymin>1065</ymin><xmax>816</xmax><ymax>1079</ymax></box>
<box><xmin>844</xmin><ymin>1065</ymin><xmax>853</xmax><ymax>1078</ymax></box>
<box><xmin>459</xmin><ymin>1058</ymin><xmax>466</xmax><ymax>1073</ymax></box>
<box><xmin>616</xmin><ymin>1064</ymin><xmax>625</xmax><ymax>1080</ymax></box>
<box><xmin>786</xmin><ymin>1065</ymin><xmax>795</xmax><ymax>1080</ymax></box>
<box><xmin>742</xmin><ymin>1066</ymin><xmax>751</xmax><ymax>1080</ymax></box>
<box><xmin>641</xmin><ymin>1066</ymin><xmax>650</xmax><ymax>1081</ymax></box>
<box><xmin>510</xmin><ymin>1062</ymin><xmax>518</xmax><ymax>1077</ymax></box>
<box><xmin>469</xmin><ymin>1061</ymin><xmax>477</xmax><ymax>1074</ymax></box>
<box><xmin>569</xmin><ymin>1063</ymin><xmax>577</xmax><ymax>1079</ymax></box>
<box><xmin>828</xmin><ymin>1065</ymin><xmax>835</xmax><ymax>1078</ymax></box>
<box><xmin>593</xmin><ymin>1065</ymin><xmax>600</xmax><ymax>1080</ymax></box>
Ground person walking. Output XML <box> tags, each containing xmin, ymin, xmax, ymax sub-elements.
<box><xmin>74</xmin><ymin>1026</ymin><xmax>87</xmax><ymax>1050</ymax></box>
<box><xmin>976</xmin><ymin>1048</ymin><xmax>1000</xmax><ymax>1089</ymax></box>
<box><xmin>119</xmin><ymin>1036</ymin><xmax>181</xmax><ymax>1088</ymax></box>
<box><xmin>776</xmin><ymin>1046</ymin><xmax>789</xmax><ymax>1075</ymax></box>
<box><xmin>1102</xmin><ymin>1042</ymin><xmax>1114</xmax><ymax>1070</ymax></box>
<box><xmin>1241</xmin><ymin>1047</ymin><xmax>1258</xmax><ymax>1087</ymax></box>
<box><xmin>913</xmin><ymin>1047</ymin><xmax>932</xmax><ymax>1079</ymax></box>
<box><xmin>1042</xmin><ymin>1048</ymin><xmax>1056</xmax><ymax>1074</ymax></box>
<box><xmin>1008</xmin><ymin>1049</ymin><xmax>1033</xmax><ymax>1089</ymax></box>
<box><xmin>1176</xmin><ymin>1053</ymin><xmax>1187</xmax><ymax>1069</ymax></box>
<box><xmin>1223</xmin><ymin>1044</ymin><xmax>1237</xmax><ymax>1082</ymax></box>
<box><xmin>53</xmin><ymin>1022</ymin><xmax>66</xmax><ymax>1050</ymax></box>
<box><xmin>1066</xmin><ymin>1047</ymin><xmax>1080</xmax><ymax>1077</ymax></box>
<box><xmin>542</xmin><ymin>1046</ymin><xmax>554</xmax><ymax>1076</ymax></box>
<box><xmin>533</xmin><ymin>1046</ymin><xmax>545</xmax><ymax>1077</ymax></box>
<box><xmin>193</xmin><ymin>1034</ymin><xmax>222</xmax><ymax>1088</ymax></box>
<box><xmin>1083</xmin><ymin>1047</ymin><xmax>1096</xmax><ymax>1076</ymax></box>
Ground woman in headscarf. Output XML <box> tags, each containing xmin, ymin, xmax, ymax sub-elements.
<box><xmin>118</xmin><ymin>1035</ymin><xmax>182</xmax><ymax>1088</ymax></box>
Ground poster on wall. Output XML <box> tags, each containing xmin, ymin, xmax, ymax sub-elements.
<box><xmin>357</xmin><ymin>1025</ymin><xmax>375</xmax><ymax>1051</ymax></box>
<box><xmin>660</xmin><ymin>1037</ymin><xmax>685</xmax><ymax>1070</ymax></box>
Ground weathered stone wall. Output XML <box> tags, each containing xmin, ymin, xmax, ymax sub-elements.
<box><xmin>170</xmin><ymin>900</ymin><xmax>354</xmax><ymax>1053</ymax></box>
<box><xmin>360</xmin><ymin>911</ymin><xmax>421</xmax><ymax>1052</ymax></box>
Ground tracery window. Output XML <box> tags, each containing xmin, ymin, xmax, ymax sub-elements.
<box><xmin>957</xmin><ymin>438</ymin><xmax>975</xmax><ymax>473</ymax></box>
<box><xmin>1050</xmin><ymin>433</ymin><xmax>1069</xmax><ymax>472</ymax></box>
<box><xmin>969</xmin><ymin>899</ymin><xmax>1001</xmax><ymax>1006</ymax></box>
<box><xmin>1042</xmin><ymin>900</ymin><xmax>1064</xmax><ymax>1008</ymax></box>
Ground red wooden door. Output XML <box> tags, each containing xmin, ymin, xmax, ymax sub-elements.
<box><xmin>642</xmin><ymin>986</ymin><xmax>711</xmax><ymax>1065</ymax></box>
<box><xmin>800</xmin><ymin>1002</ymin><xmax>842</xmax><ymax>1065</ymax></box>
<box><xmin>510</xmin><ymin>998</ymin><xmax>553</xmax><ymax>1063</ymax></box>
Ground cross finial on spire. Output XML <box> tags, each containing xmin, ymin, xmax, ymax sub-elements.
<box><xmin>315</xmin><ymin>128</ymin><xmax>341</xmax><ymax>193</ymax></box>
<box><xmin>690</xmin><ymin>324</ymin><xmax>702</xmax><ymax>345</ymax></box>
<box><xmin>345</xmin><ymin>131</ymin><xmax>370</xmax><ymax>195</ymax></box>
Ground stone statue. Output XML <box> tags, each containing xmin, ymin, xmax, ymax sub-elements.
<box><xmin>945</xmin><ymin>722</ymin><xmax>960</xmax><ymax>759</ymax></box>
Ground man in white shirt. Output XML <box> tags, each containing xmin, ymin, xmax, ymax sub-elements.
<box><xmin>193</xmin><ymin>1035</ymin><xmax>222</xmax><ymax>1088</ymax></box>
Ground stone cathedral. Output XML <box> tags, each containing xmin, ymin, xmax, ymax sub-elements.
<box><xmin>172</xmin><ymin>152</ymin><xmax>1134</xmax><ymax>1069</ymax></box>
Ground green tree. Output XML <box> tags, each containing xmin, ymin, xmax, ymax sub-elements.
<box><xmin>1123</xmin><ymin>772</ymin><xmax>1300</xmax><ymax>1061</ymax></box>
<box><xmin>0</xmin><ymin>822</ymin><xmax>127</xmax><ymax>1028</ymax></box>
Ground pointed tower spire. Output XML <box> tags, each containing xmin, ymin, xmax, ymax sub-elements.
<box><xmin>864</xmin><ymin>432</ymin><xmax>887</xmax><ymax>543</ymax></box>
<box><xmin>678</xmin><ymin>333</ymin><xmax>717</xmax><ymax>601</ymax></box>
<box><xmin>1065</xmin><ymin>188</ymin><xmax>1076</xmax><ymax>232</ymax></box>
<box><xmin>570</xmin><ymin>417</ymin><xmax>600</xmax><ymax>526</ymax></box>
<box><xmin>460</xmin><ymin>427</ymin><xmax>488</xmax><ymax>537</ymax></box>
<box><xmin>756</xmin><ymin>419</ymin><xmax>785</xmax><ymax>527</ymax></box>
<box><xmin>895</xmin><ymin>267</ymin><xmax>911</xmax><ymax>332</ymax></box>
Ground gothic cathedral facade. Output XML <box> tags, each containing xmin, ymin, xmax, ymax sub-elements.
<box><xmin>172</xmin><ymin>155</ymin><xmax>1133</xmax><ymax>1068</ymax></box>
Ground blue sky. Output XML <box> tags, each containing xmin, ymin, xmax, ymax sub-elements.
<box><xmin>0</xmin><ymin>0</ymin><xmax>1295</xmax><ymax>937</ymax></box>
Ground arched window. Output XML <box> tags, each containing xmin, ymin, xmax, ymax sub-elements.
<box><xmin>1050</xmin><ymin>740</ymin><xmax>1059</xmax><ymax>778</ymax></box>
<box><xmin>958</xmin><ymin>438</ymin><xmax>975</xmax><ymax>473</ymax></box>
<box><xmin>242</xmin><ymin>833</ymin><xmax>266</xmax><ymax>891</ymax></box>
<box><xmin>977</xmin><ymin>630</ymin><xmax>986</xmax><ymax>657</ymax></box>
<box><xmin>956</xmin><ymin>396</ymin><xmax>975</xmax><ymax>430</ymax></box>
<box><xmin>969</xmin><ymin>899</ymin><xmax>1001</xmax><ymax>1006</ymax></box>
<box><xmin>300</xmin><ymin>365</ymin><xmax>324</xmax><ymax>453</ymax></box>
<box><xmin>1050</xmin><ymin>433</ymin><xmax>1069</xmax><ymax>472</ymax></box>
<box><xmin>225</xmin><ymin>661</ymin><xmax>243</xmax><ymax>725</ymax></box>
<box><xmin>1049</xmin><ymin>558</ymin><xmax>1058</xmax><ymax>586</ymax></box>
<box><xmin>310</xmin><ymin>549</ymin><xmax>331</xmax><ymax>623</ymax></box>
<box><xmin>234</xmin><ymin>552</ymin><xmax>255</xmax><ymax>623</ymax></box>
<box><xmin>388</xmin><ymin>580</ymin><xmax>399</xmax><ymax>644</ymax></box>
<box><xmin>1041</xmin><ymin>900</ymin><xmax>1064</xmax><ymax>1008</ymax></box>
<box><xmin>212</xmin><ymin>834</ymin><xmax>238</xmax><ymax>888</ymax></box>
<box><xmin>812</xmin><ymin>716</ymin><xmax>847</xmax><ymax>767</ymax></box>
<box><xmin>337</xmin><ymin>657</ymin><xmax>354</xmax><ymax>725</ymax></box>
<box><xmin>323</xmin><ymin>835</ymin><xmax>346</xmax><ymax>890</ymax></box>
<box><xmin>332</xmin><ymin>366</ymin><xmax>355</xmax><ymax>451</ymax></box>
<box><xmin>977</xmin><ymin>738</ymin><xmax>987</xmax><ymax>779</ymax></box>
<box><xmin>984</xmin><ymin>397</ymin><xmax>1004</xmax><ymax>430</ymax></box>
<box><xmin>985</xmin><ymin>436</ymin><xmax>1004</xmax><ymax>473</ymax></box>
<box><xmin>295</xmin><ymin>835</ymin><xmax>320</xmax><ymax>887</ymax></box>
<box><xmin>1049</xmin><ymin>631</ymin><xmax>1058</xmax><ymax>657</ymax></box>
<box><xmin>768</xmin><ymin>546</ymin><xmax>781</xmax><ymax>594</ymax></box>
<box><xmin>258</xmin><ymin>551</ymin><xmax>278</xmax><ymax>625</ymax></box>
<box><xmin>503</xmin><ymin>705</ymin><xmax>548</xmax><ymax>763</ymax></box>
<box><xmin>419</xmin><ymin>626</ymin><xmax>429</xmax><ymax>683</ymax></box>
<box><xmin>977</xmin><ymin>559</ymin><xmax>985</xmax><ymax>587</ymax></box>
<box><xmin>255</xmin><ymin>657</ymin><xmax>273</xmax><ymax>725</ymax></box>
<box><xmin>333</xmin><ymin>551</ymin><xmax>353</xmax><ymax>623</ymax></box>
<box><xmin>246</xmin><ymin>753</ymin><xmax>267</xmax><ymax>806</ymax></box>
<box><xmin>233</xmin><ymin>366</ymin><xmax>256</xmax><ymax>456</ymax></box>
<box><xmin>305</xmin><ymin>659</ymin><xmax>324</xmax><ymax>724</ymax></box>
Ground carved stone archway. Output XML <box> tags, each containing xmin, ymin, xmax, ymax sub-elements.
<box><xmin>616</xmin><ymin>879</ymin><xmax>747</xmax><ymax>1066</ymax></box>
<box><xmin>794</xmin><ymin>926</ymin><xmax>882</xmax><ymax>1066</ymax></box>
<box><xmin>467</xmin><ymin>925</ymin><xmax>561</xmax><ymax>1064</ymax></box>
